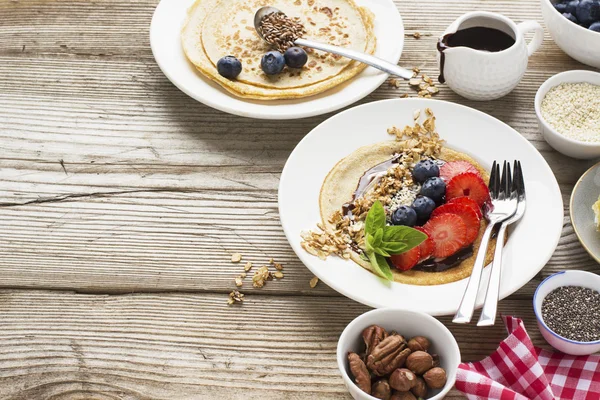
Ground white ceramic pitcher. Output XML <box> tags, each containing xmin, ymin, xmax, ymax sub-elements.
<box><xmin>437</xmin><ymin>12</ymin><xmax>544</xmax><ymax>101</ymax></box>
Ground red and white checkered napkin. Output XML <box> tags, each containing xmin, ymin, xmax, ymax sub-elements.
<box><xmin>455</xmin><ymin>316</ymin><xmax>600</xmax><ymax>400</ymax></box>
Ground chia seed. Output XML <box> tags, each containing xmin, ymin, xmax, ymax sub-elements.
<box><xmin>541</xmin><ymin>286</ymin><xmax>600</xmax><ymax>342</ymax></box>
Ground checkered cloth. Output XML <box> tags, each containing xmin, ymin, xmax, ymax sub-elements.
<box><xmin>455</xmin><ymin>316</ymin><xmax>600</xmax><ymax>399</ymax></box>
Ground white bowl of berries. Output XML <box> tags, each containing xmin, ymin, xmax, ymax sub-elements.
<box><xmin>541</xmin><ymin>0</ymin><xmax>600</xmax><ymax>68</ymax></box>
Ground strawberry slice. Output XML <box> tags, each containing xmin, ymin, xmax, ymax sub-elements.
<box><xmin>430</xmin><ymin>202</ymin><xmax>481</xmax><ymax>245</ymax></box>
<box><xmin>414</xmin><ymin>226</ymin><xmax>434</xmax><ymax>262</ymax></box>
<box><xmin>423</xmin><ymin>214</ymin><xmax>468</xmax><ymax>258</ymax></box>
<box><xmin>448</xmin><ymin>196</ymin><xmax>483</xmax><ymax>218</ymax></box>
<box><xmin>440</xmin><ymin>161</ymin><xmax>481</xmax><ymax>182</ymax></box>
<box><xmin>390</xmin><ymin>246</ymin><xmax>421</xmax><ymax>271</ymax></box>
<box><xmin>446</xmin><ymin>172</ymin><xmax>490</xmax><ymax>206</ymax></box>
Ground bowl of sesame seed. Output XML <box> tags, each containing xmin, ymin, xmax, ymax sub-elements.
<box><xmin>533</xmin><ymin>270</ymin><xmax>600</xmax><ymax>355</ymax></box>
<box><xmin>534</xmin><ymin>69</ymin><xmax>600</xmax><ymax>159</ymax></box>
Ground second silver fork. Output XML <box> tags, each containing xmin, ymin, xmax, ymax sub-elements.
<box><xmin>453</xmin><ymin>161</ymin><xmax>518</xmax><ymax>324</ymax></box>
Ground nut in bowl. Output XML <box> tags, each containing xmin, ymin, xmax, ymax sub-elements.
<box><xmin>534</xmin><ymin>70</ymin><xmax>600</xmax><ymax>159</ymax></box>
<box><xmin>337</xmin><ymin>308</ymin><xmax>460</xmax><ymax>400</ymax></box>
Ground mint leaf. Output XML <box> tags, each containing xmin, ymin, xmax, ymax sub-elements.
<box><xmin>367</xmin><ymin>250</ymin><xmax>393</xmax><ymax>280</ymax></box>
<box><xmin>380</xmin><ymin>242</ymin><xmax>408</xmax><ymax>254</ymax></box>
<box><xmin>365</xmin><ymin>233</ymin><xmax>374</xmax><ymax>253</ymax></box>
<box><xmin>359</xmin><ymin>252</ymin><xmax>370</xmax><ymax>262</ymax></box>
<box><xmin>365</xmin><ymin>200</ymin><xmax>386</xmax><ymax>235</ymax></box>
<box><xmin>382</xmin><ymin>225</ymin><xmax>427</xmax><ymax>252</ymax></box>
<box><xmin>372</xmin><ymin>228</ymin><xmax>383</xmax><ymax>249</ymax></box>
<box><xmin>374</xmin><ymin>247</ymin><xmax>391</xmax><ymax>257</ymax></box>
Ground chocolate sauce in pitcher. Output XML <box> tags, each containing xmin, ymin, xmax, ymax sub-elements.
<box><xmin>437</xmin><ymin>27</ymin><xmax>516</xmax><ymax>84</ymax></box>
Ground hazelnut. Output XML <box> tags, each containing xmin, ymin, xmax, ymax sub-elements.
<box><xmin>407</xmin><ymin>336</ymin><xmax>430</xmax><ymax>352</ymax></box>
<box><xmin>389</xmin><ymin>368</ymin><xmax>417</xmax><ymax>392</ymax></box>
<box><xmin>390</xmin><ymin>391</ymin><xmax>417</xmax><ymax>400</ymax></box>
<box><xmin>431</xmin><ymin>353</ymin><xmax>440</xmax><ymax>368</ymax></box>
<box><xmin>371</xmin><ymin>379</ymin><xmax>392</xmax><ymax>400</ymax></box>
<box><xmin>405</xmin><ymin>351</ymin><xmax>434</xmax><ymax>375</ymax></box>
<box><xmin>423</xmin><ymin>367</ymin><xmax>447</xmax><ymax>389</ymax></box>
<box><xmin>410</xmin><ymin>376</ymin><xmax>428</xmax><ymax>398</ymax></box>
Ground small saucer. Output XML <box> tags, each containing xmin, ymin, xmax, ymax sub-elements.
<box><xmin>570</xmin><ymin>161</ymin><xmax>600</xmax><ymax>264</ymax></box>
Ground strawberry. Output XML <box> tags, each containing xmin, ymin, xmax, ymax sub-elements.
<box><xmin>390</xmin><ymin>246</ymin><xmax>421</xmax><ymax>271</ymax></box>
<box><xmin>430</xmin><ymin>202</ymin><xmax>481</xmax><ymax>245</ymax></box>
<box><xmin>423</xmin><ymin>214</ymin><xmax>468</xmax><ymax>258</ymax></box>
<box><xmin>414</xmin><ymin>226</ymin><xmax>434</xmax><ymax>261</ymax></box>
<box><xmin>446</xmin><ymin>172</ymin><xmax>490</xmax><ymax>206</ymax></box>
<box><xmin>440</xmin><ymin>161</ymin><xmax>481</xmax><ymax>182</ymax></box>
<box><xmin>448</xmin><ymin>196</ymin><xmax>483</xmax><ymax>218</ymax></box>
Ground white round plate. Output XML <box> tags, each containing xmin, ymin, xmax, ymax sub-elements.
<box><xmin>279</xmin><ymin>98</ymin><xmax>563</xmax><ymax>315</ymax></box>
<box><xmin>570</xmin><ymin>161</ymin><xmax>600</xmax><ymax>264</ymax></box>
<box><xmin>150</xmin><ymin>0</ymin><xmax>403</xmax><ymax>120</ymax></box>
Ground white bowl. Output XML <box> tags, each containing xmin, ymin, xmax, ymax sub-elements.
<box><xmin>533</xmin><ymin>270</ymin><xmax>600</xmax><ymax>355</ymax></box>
<box><xmin>534</xmin><ymin>70</ymin><xmax>600</xmax><ymax>159</ymax></box>
<box><xmin>570</xmin><ymin>161</ymin><xmax>600</xmax><ymax>263</ymax></box>
<box><xmin>541</xmin><ymin>0</ymin><xmax>600</xmax><ymax>68</ymax></box>
<box><xmin>337</xmin><ymin>308</ymin><xmax>460</xmax><ymax>400</ymax></box>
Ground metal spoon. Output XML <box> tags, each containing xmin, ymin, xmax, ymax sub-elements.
<box><xmin>254</xmin><ymin>6</ymin><xmax>413</xmax><ymax>79</ymax></box>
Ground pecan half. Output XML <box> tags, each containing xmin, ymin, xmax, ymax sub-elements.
<box><xmin>367</xmin><ymin>335</ymin><xmax>411</xmax><ymax>376</ymax></box>
<box><xmin>362</xmin><ymin>325</ymin><xmax>388</xmax><ymax>356</ymax></box>
<box><xmin>348</xmin><ymin>352</ymin><xmax>371</xmax><ymax>394</ymax></box>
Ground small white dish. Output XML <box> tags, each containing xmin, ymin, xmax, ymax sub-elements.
<box><xmin>150</xmin><ymin>0</ymin><xmax>404</xmax><ymax>120</ymax></box>
<box><xmin>279</xmin><ymin>98</ymin><xmax>563</xmax><ymax>315</ymax></box>
<box><xmin>570</xmin><ymin>160</ymin><xmax>600</xmax><ymax>263</ymax></box>
<box><xmin>337</xmin><ymin>308</ymin><xmax>460</xmax><ymax>400</ymax></box>
<box><xmin>541</xmin><ymin>0</ymin><xmax>600</xmax><ymax>69</ymax></box>
<box><xmin>533</xmin><ymin>270</ymin><xmax>600</xmax><ymax>355</ymax></box>
<box><xmin>534</xmin><ymin>70</ymin><xmax>600</xmax><ymax>159</ymax></box>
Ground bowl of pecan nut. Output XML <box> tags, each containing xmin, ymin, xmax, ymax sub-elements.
<box><xmin>337</xmin><ymin>308</ymin><xmax>460</xmax><ymax>400</ymax></box>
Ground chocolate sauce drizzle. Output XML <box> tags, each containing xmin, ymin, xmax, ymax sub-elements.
<box><xmin>412</xmin><ymin>246</ymin><xmax>474</xmax><ymax>273</ymax></box>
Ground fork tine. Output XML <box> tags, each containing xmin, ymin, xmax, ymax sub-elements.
<box><xmin>499</xmin><ymin>161</ymin><xmax>509</xmax><ymax>199</ymax></box>
<box><xmin>512</xmin><ymin>160</ymin><xmax>519</xmax><ymax>194</ymax></box>
<box><xmin>517</xmin><ymin>160</ymin><xmax>525</xmax><ymax>198</ymax></box>
<box><xmin>489</xmin><ymin>161</ymin><xmax>499</xmax><ymax>199</ymax></box>
<box><xmin>504</xmin><ymin>161</ymin><xmax>512</xmax><ymax>198</ymax></box>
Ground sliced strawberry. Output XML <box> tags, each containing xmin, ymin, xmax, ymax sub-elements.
<box><xmin>390</xmin><ymin>246</ymin><xmax>421</xmax><ymax>271</ymax></box>
<box><xmin>440</xmin><ymin>161</ymin><xmax>481</xmax><ymax>182</ymax></box>
<box><xmin>430</xmin><ymin>202</ymin><xmax>481</xmax><ymax>245</ymax></box>
<box><xmin>414</xmin><ymin>226</ymin><xmax>434</xmax><ymax>261</ymax></box>
<box><xmin>446</xmin><ymin>172</ymin><xmax>490</xmax><ymax>206</ymax></box>
<box><xmin>423</xmin><ymin>214</ymin><xmax>468</xmax><ymax>258</ymax></box>
<box><xmin>448</xmin><ymin>196</ymin><xmax>483</xmax><ymax>218</ymax></box>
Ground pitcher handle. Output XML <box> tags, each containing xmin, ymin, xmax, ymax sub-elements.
<box><xmin>516</xmin><ymin>21</ymin><xmax>544</xmax><ymax>57</ymax></box>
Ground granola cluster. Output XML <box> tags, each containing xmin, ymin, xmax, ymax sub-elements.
<box><xmin>227</xmin><ymin>255</ymin><xmax>286</xmax><ymax>305</ymax></box>
<box><xmin>300</xmin><ymin>109</ymin><xmax>443</xmax><ymax>260</ymax></box>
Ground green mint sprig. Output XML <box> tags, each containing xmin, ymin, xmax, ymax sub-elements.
<box><xmin>363</xmin><ymin>200</ymin><xmax>427</xmax><ymax>280</ymax></box>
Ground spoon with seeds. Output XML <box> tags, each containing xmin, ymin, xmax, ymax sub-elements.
<box><xmin>254</xmin><ymin>6</ymin><xmax>413</xmax><ymax>79</ymax></box>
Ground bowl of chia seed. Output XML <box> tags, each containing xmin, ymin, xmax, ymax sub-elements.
<box><xmin>534</xmin><ymin>270</ymin><xmax>600</xmax><ymax>355</ymax></box>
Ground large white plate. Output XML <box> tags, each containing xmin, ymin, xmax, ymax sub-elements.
<box><xmin>150</xmin><ymin>0</ymin><xmax>403</xmax><ymax>120</ymax></box>
<box><xmin>279</xmin><ymin>99</ymin><xmax>563</xmax><ymax>315</ymax></box>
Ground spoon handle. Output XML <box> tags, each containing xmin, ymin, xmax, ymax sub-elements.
<box><xmin>295</xmin><ymin>38</ymin><xmax>413</xmax><ymax>79</ymax></box>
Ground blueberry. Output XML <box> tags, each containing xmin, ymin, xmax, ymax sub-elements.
<box><xmin>566</xmin><ymin>0</ymin><xmax>579</xmax><ymax>14</ymax></box>
<box><xmin>412</xmin><ymin>196</ymin><xmax>436</xmax><ymax>222</ymax></box>
<box><xmin>563</xmin><ymin>12</ymin><xmax>579</xmax><ymax>22</ymax></box>
<box><xmin>391</xmin><ymin>206</ymin><xmax>418</xmax><ymax>227</ymax></box>
<box><xmin>261</xmin><ymin>51</ymin><xmax>286</xmax><ymax>75</ymax></box>
<box><xmin>590</xmin><ymin>21</ymin><xmax>600</xmax><ymax>30</ymax></box>
<box><xmin>576</xmin><ymin>0</ymin><xmax>600</xmax><ymax>26</ymax></box>
<box><xmin>555</xmin><ymin>2</ymin><xmax>568</xmax><ymax>12</ymax></box>
<box><xmin>284</xmin><ymin>47</ymin><xmax>308</xmax><ymax>68</ymax></box>
<box><xmin>420</xmin><ymin>177</ymin><xmax>446</xmax><ymax>203</ymax></box>
<box><xmin>216</xmin><ymin>56</ymin><xmax>242</xmax><ymax>79</ymax></box>
<box><xmin>412</xmin><ymin>160</ymin><xmax>440</xmax><ymax>183</ymax></box>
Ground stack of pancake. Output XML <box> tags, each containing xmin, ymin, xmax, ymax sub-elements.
<box><xmin>181</xmin><ymin>0</ymin><xmax>376</xmax><ymax>100</ymax></box>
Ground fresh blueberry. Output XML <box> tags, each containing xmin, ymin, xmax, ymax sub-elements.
<box><xmin>391</xmin><ymin>206</ymin><xmax>418</xmax><ymax>227</ymax></box>
<box><xmin>412</xmin><ymin>196</ymin><xmax>436</xmax><ymax>222</ymax></box>
<box><xmin>566</xmin><ymin>0</ymin><xmax>580</xmax><ymax>14</ymax></box>
<box><xmin>412</xmin><ymin>160</ymin><xmax>440</xmax><ymax>183</ymax></box>
<box><xmin>576</xmin><ymin>0</ymin><xmax>600</xmax><ymax>26</ymax></box>
<box><xmin>420</xmin><ymin>177</ymin><xmax>446</xmax><ymax>203</ymax></box>
<box><xmin>555</xmin><ymin>2</ymin><xmax>568</xmax><ymax>12</ymax></box>
<box><xmin>216</xmin><ymin>56</ymin><xmax>242</xmax><ymax>79</ymax></box>
<box><xmin>284</xmin><ymin>47</ymin><xmax>308</xmax><ymax>68</ymax></box>
<box><xmin>590</xmin><ymin>21</ymin><xmax>600</xmax><ymax>31</ymax></box>
<box><xmin>261</xmin><ymin>51</ymin><xmax>285</xmax><ymax>75</ymax></box>
<box><xmin>563</xmin><ymin>12</ymin><xmax>579</xmax><ymax>22</ymax></box>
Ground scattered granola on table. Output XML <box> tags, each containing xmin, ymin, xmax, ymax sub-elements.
<box><xmin>227</xmin><ymin>290</ymin><xmax>245</xmax><ymax>305</ymax></box>
<box><xmin>309</xmin><ymin>276</ymin><xmax>319</xmax><ymax>288</ymax></box>
<box><xmin>231</xmin><ymin>253</ymin><xmax>242</xmax><ymax>263</ymax></box>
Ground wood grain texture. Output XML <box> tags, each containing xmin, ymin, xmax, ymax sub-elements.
<box><xmin>1</xmin><ymin>0</ymin><xmax>599</xmax><ymax>398</ymax></box>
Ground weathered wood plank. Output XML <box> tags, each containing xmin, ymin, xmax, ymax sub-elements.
<box><xmin>0</xmin><ymin>290</ymin><xmax>549</xmax><ymax>399</ymax></box>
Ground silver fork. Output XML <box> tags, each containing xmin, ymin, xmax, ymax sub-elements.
<box><xmin>477</xmin><ymin>161</ymin><xmax>526</xmax><ymax>326</ymax></box>
<box><xmin>453</xmin><ymin>161</ymin><xmax>518</xmax><ymax>324</ymax></box>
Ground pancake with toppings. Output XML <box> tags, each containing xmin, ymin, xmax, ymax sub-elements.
<box><xmin>181</xmin><ymin>0</ymin><xmax>376</xmax><ymax>99</ymax></box>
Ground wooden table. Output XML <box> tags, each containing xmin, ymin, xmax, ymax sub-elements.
<box><xmin>0</xmin><ymin>0</ymin><xmax>598</xmax><ymax>398</ymax></box>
